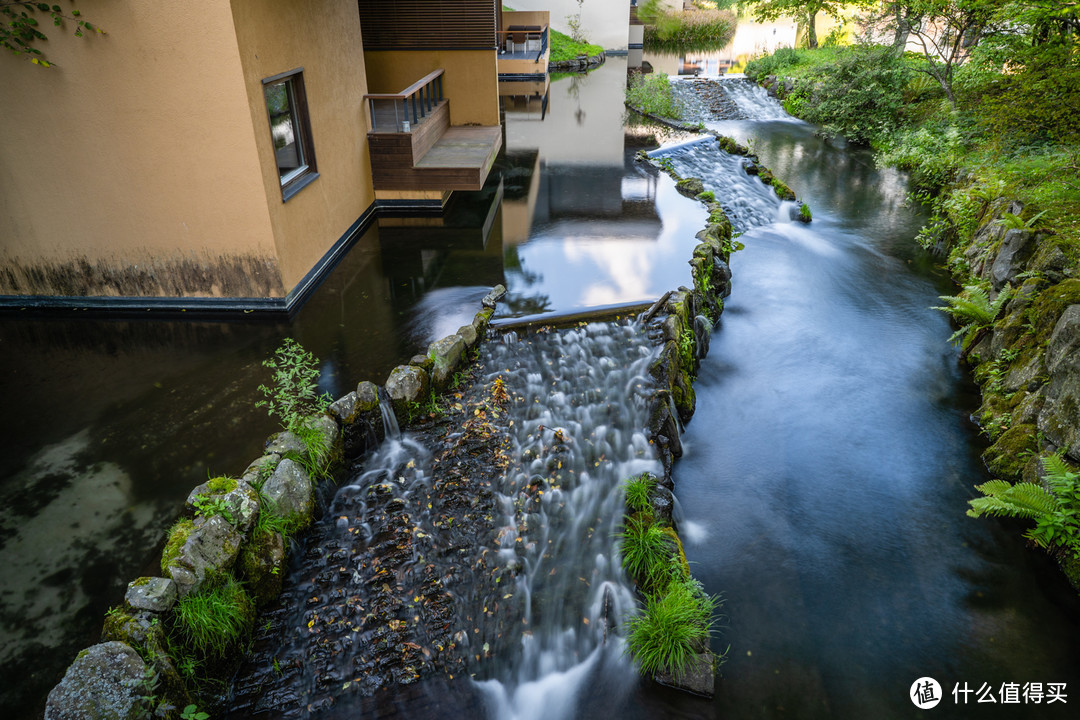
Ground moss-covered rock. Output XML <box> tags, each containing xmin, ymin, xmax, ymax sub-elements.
<box><xmin>676</xmin><ymin>177</ymin><xmax>706</xmax><ymax>198</ymax></box>
<box><xmin>239</xmin><ymin>529</ymin><xmax>287</xmax><ymax>607</ymax></box>
<box><xmin>982</xmin><ymin>423</ymin><xmax>1039</xmax><ymax>480</ymax></box>
<box><xmin>45</xmin><ymin>642</ymin><xmax>147</xmax><ymax>720</ymax></box>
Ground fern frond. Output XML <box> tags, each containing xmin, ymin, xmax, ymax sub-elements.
<box><xmin>989</xmin><ymin>284</ymin><xmax>1012</xmax><ymax>319</ymax></box>
<box><xmin>1042</xmin><ymin>453</ymin><xmax>1076</xmax><ymax>482</ymax></box>
<box><xmin>968</xmin><ymin>480</ymin><xmax>1059</xmax><ymax>519</ymax></box>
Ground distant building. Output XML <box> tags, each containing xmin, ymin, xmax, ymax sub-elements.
<box><xmin>0</xmin><ymin>0</ymin><xmax>507</xmax><ymax>312</ymax></box>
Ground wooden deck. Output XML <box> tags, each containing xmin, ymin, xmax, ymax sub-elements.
<box><xmin>369</xmin><ymin>125</ymin><xmax>501</xmax><ymax>192</ymax></box>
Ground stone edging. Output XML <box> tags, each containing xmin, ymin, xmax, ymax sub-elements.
<box><xmin>44</xmin><ymin>286</ymin><xmax>509</xmax><ymax>720</ymax></box>
<box><xmin>549</xmin><ymin>50</ymin><xmax>605</xmax><ymax>72</ymax></box>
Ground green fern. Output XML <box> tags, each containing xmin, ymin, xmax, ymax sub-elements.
<box><xmin>967</xmin><ymin>454</ymin><xmax>1080</xmax><ymax>559</ymax></box>
<box><xmin>932</xmin><ymin>284</ymin><xmax>1011</xmax><ymax>346</ymax></box>
<box><xmin>995</xmin><ymin>209</ymin><xmax>1047</xmax><ymax>230</ymax></box>
<box><xmin>967</xmin><ymin>479</ymin><xmax>1059</xmax><ymax>520</ymax></box>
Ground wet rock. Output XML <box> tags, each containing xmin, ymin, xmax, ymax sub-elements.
<box><xmin>473</xmin><ymin>306</ymin><xmax>495</xmax><ymax>334</ymax></box>
<box><xmin>653</xmin><ymin>651</ymin><xmax>716</xmax><ymax>698</ymax></box>
<box><xmin>356</xmin><ymin>380</ymin><xmax>380</xmax><ymax>412</ymax></box>
<box><xmin>262</xmin><ymin>458</ymin><xmax>314</xmax><ymax>530</ymax></box>
<box><xmin>240</xmin><ymin>530</ymin><xmax>286</xmax><ymax>606</ymax></box>
<box><xmin>385</xmin><ymin>364</ymin><xmax>429</xmax><ymax>418</ymax></box>
<box><xmin>410</xmin><ymin>353</ymin><xmax>435</xmax><ymax>372</ymax></box>
<box><xmin>124</xmin><ymin>576</ymin><xmax>177</xmax><ymax>613</ymax></box>
<box><xmin>693</xmin><ymin>315</ymin><xmax>712</xmax><ymax>359</ymax></box>
<box><xmin>676</xmin><ymin>177</ymin><xmax>706</xmax><ymax>198</ymax></box>
<box><xmin>983</xmin><ymin>423</ymin><xmax>1039</xmax><ymax>481</ymax></box>
<box><xmin>651</xmin><ymin>484</ymin><xmax>674</xmax><ymax>525</ymax></box>
<box><xmin>241</xmin><ymin>453</ymin><xmax>280</xmax><ymax>487</ymax></box>
<box><xmin>428</xmin><ymin>334</ymin><xmax>467</xmax><ymax>390</ymax></box>
<box><xmin>457</xmin><ymin>323</ymin><xmax>478</xmax><ymax>348</ymax></box>
<box><xmin>45</xmin><ymin>641</ymin><xmax>146</xmax><ymax>720</ymax></box>
<box><xmin>265</xmin><ymin>429</ymin><xmax>307</xmax><ymax>457</ymax></box>
<box><xmin>990</xmin><ymin>228</ymin><xmax>1038</xmax><ymax>290</ymax></box>
<box><xmin>166</xmin><ymin>515</ymin><xmax>244</xmax><ymax>597</ymax></box>
<box><xmin>186</xmin><ymin>478</ymin><xmax>260</xmax><ymax>534</ymax></box>
<box><xmin>482</xmin><ymin>283</ymin><xmax>507</xmax><ymax>308</ymax></box>
<box><xmin>329</xmin><ymin>391</ymin><xmax>360</xmax><ymax>424</ymax></box>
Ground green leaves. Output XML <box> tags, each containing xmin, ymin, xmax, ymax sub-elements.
<box><xmin>1</xmin><ymin>1</ymin><xmax>102</xmax><ymax>67</ymax></box>
<box><xmin>968</xmin><ymin>454</ymin><xmax>1080</xmax><ymax>560</ymax></box>
<box><xmin>256</xmin><ymin>337</ymin><xmax>332</xmax><ymax>433</ymax></box>
<box><xmin>931</xmin><ymin>283</ymin><xmax>1011</xmax><ymax>347</ymax></box>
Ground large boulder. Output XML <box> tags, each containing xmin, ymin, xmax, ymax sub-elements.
<box><xmin>653</xmin><ymin>651</ymin><xmax>716</xmax><ymax>698</ymax></box>
<box><xmin>165</xmin><ymin>515</ymin><xmax>244</xmax><ymax>597</ymax></box>
<box><xmin>261</xmin><ymin>458</ymin><xmax>314</xmax><ymax>530</ymax></box>
<box><xmin>990</xmin><ymin>228</ymin><xmax>1039</xmax><ymax>290</ymax></box>
<box><xmin>45</xmin><ymin>642</ymin><xmax>147</xmax><ymax>720</ymax></box>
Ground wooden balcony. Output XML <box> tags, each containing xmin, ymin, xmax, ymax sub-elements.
<box><xmin>365</xmin><ymin>70</ymin><xmax>501</xmax><ymax>192</ymax></box>
<box><xmin>497</xmin><ymin>10</ymin><xmax>550</xmax><ymax>79</ymax></box>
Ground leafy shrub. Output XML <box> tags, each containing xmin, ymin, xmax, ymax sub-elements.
<box><xmin>744</xmin><ymin>46</ymin><xmax>800</xmax><ymax>80</ymax></box>
<box><xmin>639</xmin><ymin>1</ymin><xmax>735</xmax><ymax>53</ymax></box>
<box><xmin>618</xmin><ymin>515</ymin><xmax>675</xmax><ymax>592</ymax></box>
<box><xmin>879</xmin><ymin>122</ymin><xmax>963</xmax><ymax>194</ymax></box>
<box><xmin>256</xmin><ymin>338</ymin><xmax>331</xmax><ymax>433</ymax></box>
<box><xmin>625</xmin><ymin>71</ymin><xmax>682</xmax><ymax>119</ymax></box>
<box><xmin>624</xmin><ymin>474</ymin><xmax>657</xmax><ymax>518</ymax></box>
<box><xmin>788</xmin><ymin>45</ymin><xmax>911</xmax><ymax>144</ymax></box>
<box><xmin>977</xmin><ymin>46</ymin><xmax>1080</xmax><ymax>147</ymax></box>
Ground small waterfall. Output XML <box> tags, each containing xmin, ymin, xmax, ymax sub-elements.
<box><xmin>713</xmin><ymin>77</ymin><xmax>796</xmax><ymax>121</ymax></box>
<box><xmin>472</xmin><ymin>320</ymin><xmax>662</xmax><ymax>720</ymax></box>
<box><xmin>653</xmin><ymin>137</ymin><xmax>783</xmax><ymax>233</ymax></box>
<box><xmin>378</xmin><ymin>391</ymin><xmax>401</xmax><ymax>441</ymax></box>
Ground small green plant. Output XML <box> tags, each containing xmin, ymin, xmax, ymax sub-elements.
<box><xmin>624</xmin><ymin>574</ymin><xmax>717</xmax><ymax>679</ymax></box>
<box><xmin>180</xmin><ymin>705</ymin><xmax>210</xmax><ymax>720</ymax></box>
<box><xmin>618</xmin><ymin>516</ymin><xmax>675</xmax><ymax>592</ymax></box>
<box><xmin>256</xmin><ymin>338</ymin><xmax>331</xmax><ymax>433</ymax></box>
<box><xmin>173</xmin><ymin>573</ymin><xmax>254</xmax><ymax>658</ymax></box>
<box><xmin>799</xmin><ymin>202</ymin><xmax>812</xmax><ymax>222</ymax></box>
<box><xmin>678</xmin><ymin>329</ymin><xmax>696</xmax><ymax>376</ymax></box>
<box><xmin>932</xmin><ymin>283</ymin><xmax>1012</xmax><ymax>347</ymax></box>
<box><xmin>968</xmin><ymin>454</ymin><xmax>1080</xmax><ymax>560</ymax></box>
<box><xmin>697</xmin><ymin>190</ymin><xmax>715</xmax><ymax>202</ymax></box>
<box><xmin>191</xmin><ymin>494</ymin><xmax>235</xmax><ymax>525</ymax></box>
<box><xmin>995</xmin><ymin>209</ymin><xmax>1048</xmax><ymax>230</ymax></box>
<box><xmin>624</xmin><ymin>474</ymin><xmax>657</xmax><ymax>518</ymax></box>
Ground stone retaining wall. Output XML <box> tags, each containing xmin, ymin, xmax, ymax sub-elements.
<box><xmin>44</xmin><ymin>286</ymin><xmax>507</xmax><ymax>720</ymax></box>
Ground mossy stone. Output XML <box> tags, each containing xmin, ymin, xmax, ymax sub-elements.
<box><xmin>161</xmin><ymin>519</ymin><xmax>196</xmax><ymax>576</ymax></box>
<box><xmin>982</xmin><ymin>423</ymin><xmax>1039</xmax><ymax>481</ymax></box>
<box><xmin>1028</xmin><ymin>279</ymin><xmax>1080</xmax><ymax>346</ymax></box>
<box><xmin>239</xmin><ymin>529</ymin><xmax>287</xmax><ymax>606</ymax></box>
<box><xmin>676</xmin><ymin>177</ymin><xmax>706</xmax><ymax>198</ymax></box>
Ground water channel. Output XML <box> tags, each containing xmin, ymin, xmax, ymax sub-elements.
<box><xmin>4</xmin><ymin>50</ymin><xmax>1080</xmax><ymax>719</ymax></box>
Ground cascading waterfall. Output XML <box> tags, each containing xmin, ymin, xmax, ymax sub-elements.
<box><xmin>713</xmin><ymin>77</ymin><xmax>796</xmax><ymax>122</ymax></box>
<box><xmin>473</xmin><ymin>320</ymin><xmax>662</xmax><ymax>720</ymax></box>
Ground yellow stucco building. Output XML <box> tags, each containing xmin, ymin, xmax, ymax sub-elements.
<box><xmin>0</xmin><ymin>0</ymin><xmax>504</xmax><ymax>311</ymax></box>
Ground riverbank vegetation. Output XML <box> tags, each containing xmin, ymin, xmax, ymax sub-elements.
<box><xmin>625</xmin><ymin>71</ymin><xmax>683</xmax><ymax>119</ymax></box>
<box><xmin>548</xmin><ymin>24</ymin><xmax>603</xmax><ymax>63</ymax></box>
<box><xmin>638</xmin><ymin>0</ymin><xmax>736</xmax><ymax>52</ymax></box>
<box><xmin>746</xmin><ymin>2</ymin><xmax>1080</xmax><ymax>586</ymax></box>
<box><xmin>620</xmin><ymin>474</ymin><xmax>721</xmax><ymax>680</ymax></box>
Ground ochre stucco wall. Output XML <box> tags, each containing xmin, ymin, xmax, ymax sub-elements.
<box><xmin>230</xmin><ymin>0</ymin><xmax>375</xmax><ymax>295</ymax></box>
<box><xmin>0</xmin><ymin>0</ymin><xmax>284</xmax><ymax>298</ymax></box>
<box><xmin>364</xmin><ymin>50</ymin><xmax>500</xmax><ymax>127</ymax></box>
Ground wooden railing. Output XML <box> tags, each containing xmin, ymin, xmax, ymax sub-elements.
<box><xmin>364</xmin><ymin>69</ymin><xmax>445</xmax><ymax>133</ymax></box>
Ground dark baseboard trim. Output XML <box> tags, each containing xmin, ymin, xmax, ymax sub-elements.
<box><xmin>0</xmin><ymin>204</ymin><xmax>384</xmax><ymax>319</ymax></box>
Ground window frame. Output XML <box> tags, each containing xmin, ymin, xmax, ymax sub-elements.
<box><xmin>262</xmin><ymin>68</ymin><xmax>319</xmax><ymax>202</ymax></box>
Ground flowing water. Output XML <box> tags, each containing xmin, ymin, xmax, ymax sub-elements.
<box><xmin>8</xmin><ymin>59</ymin><xmax>1080</xmax><ymax>719</ymax></box>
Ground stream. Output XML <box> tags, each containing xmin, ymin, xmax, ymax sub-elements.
<box><xmin>5</xmin><ymin>55</ymin><xmax>1080</xmax><ymax>719</ymax></box>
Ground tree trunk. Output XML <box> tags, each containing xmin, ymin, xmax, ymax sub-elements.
<box><xmin>805</xmin><ymin>11</ymin><xmax>818</xmax><ymax>49</ymax></box>
<box><xmin>892</xmin><ymin>6</ymin><xmax>918</xmax><ymax>55</ymax></box>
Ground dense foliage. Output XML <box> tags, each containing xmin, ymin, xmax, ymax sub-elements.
<box><xmin>638</xmin><ymin>0</ymin><xmax>736</xmax><ymax>52</ymax></box>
